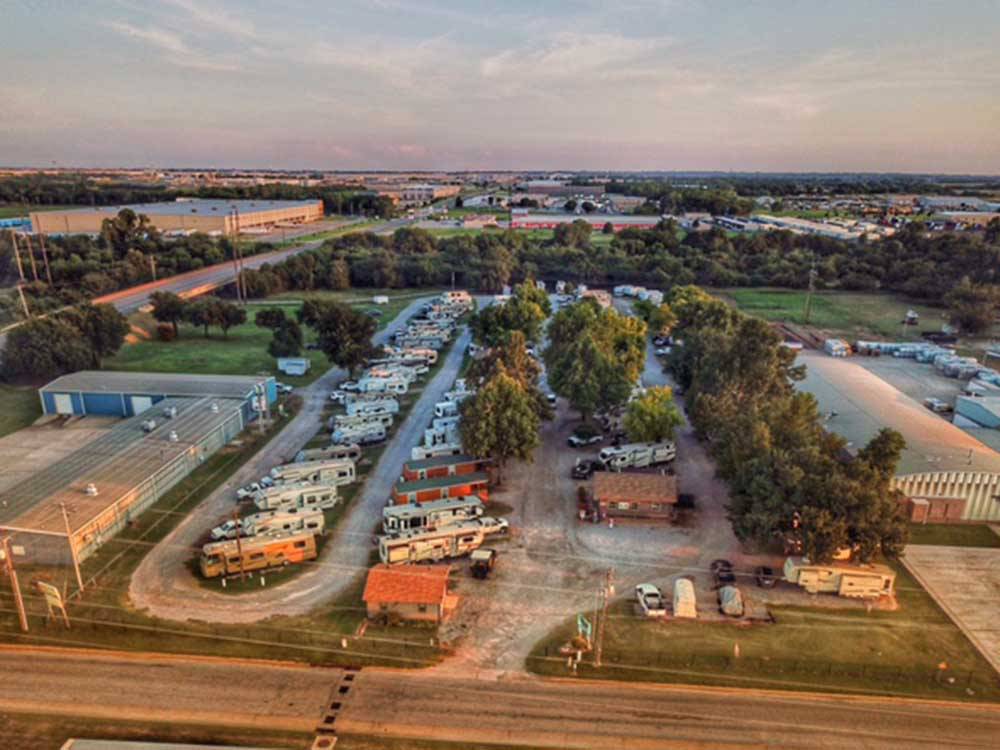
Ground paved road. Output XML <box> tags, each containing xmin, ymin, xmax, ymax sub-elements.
<box><xmin>2</xmin><ymin>648</ymin><xmax>998</xmax><ymax>749</ymax></box>
<box><xmin>127</xmin><ymin>302</ymin><xmax>471</xmax><ymax>623</ymax></box>
<box><xmin>0</xmin><ymin>647</ymin><xmax>337</xmax><ymax>733</ymax></box>
<box><xmin>127</xmin><ymin>296</ymin><xmax>443</xmax><ymax>623</ymax></box>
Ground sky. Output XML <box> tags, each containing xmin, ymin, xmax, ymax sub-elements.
<box><xmin>2</xmin><ymin>0</ymin><xmax>999</xmax><ymax>173</ymax></box>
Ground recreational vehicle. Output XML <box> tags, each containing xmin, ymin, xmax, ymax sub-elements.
<box><xmin>252</xmin><ymin>481</ymin><xmax>340</xmax><ymax>511</ymax></box>
<box><xmin>332</xmin><ymin>412</ymin><xmax>394</xmax><ymax>431</ymax></box>
<box><xmin>599</xmin><ymin>442</ymin><xmax>676</xmax><ymax>470</ymax></box>
<box><xmin>783</xmin><ymin>557</ymin><xmax>896</xmax><ymax>599</ymax></box>
<box><xmin>411</xmin><ymin>442</ymin><xmax>464</xmax><ymax>462</ymax></box>
<box><xmin>345</xmin><ymin>397</ymin><xmax>399</xmax><ymax>417</ymax></box>
<box><xmin>377</xmin><ymin>522</ymin><xmax>485</xmax><ymax>565</ymax></box>
<box><xmin>357</xmin><ymin>376</ymin><xmax>408</xmax><ymax>395</ymax></box>
<box><xmin>269</xmin><ymin>458</ymin><xmax>356</xmax><ymax>485</ymax></box>
<box><xmin>332</xmin><ymin>422</ymin><xmax>387</xmax><ymax>445</ymax></box>
<box><xmin>382</xmin><ymin>496</ymin><xmax>485</xmax><ymax>534</ymax></box>
<box><xmin>434</xmin><ymin>401</ymin><xmax>459</xmax><ymax>419</ymax></box>
<box><xmin>295</xmin><ymin>443</ymin><xmax>362</xmax><ymax>464</ymax></box>
<box><xmin>199</xmin><ymin>531</ymin><xmax>318</xmax><ymax>578</ymax></box>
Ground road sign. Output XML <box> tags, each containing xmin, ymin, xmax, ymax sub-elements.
<box><xmin>35</xmin><ymin>580</ymin><xmax>70</xmax><ymax>628</ymax></box>
<box><xmin>577</xmin><ymin>614</ymin><xmax>592</xmax><ymax>641</ymax></box>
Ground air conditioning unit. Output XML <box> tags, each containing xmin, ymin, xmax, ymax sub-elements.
<box><xmin>141</xmin><ymin>419</ymin><xmax>156</xmax><ymax>433</ymax></box>
<box><xmin>169</xmin><ymin>431</ymin><xmax>178</xmax><ymax>443</ymax></box>
<box><xmin>85</xmin><ymin>483</ymin><xmax>99</xmax><ymax>496</ymax></box>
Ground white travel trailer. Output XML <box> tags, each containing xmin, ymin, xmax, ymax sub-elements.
<box><xmin>434</xmin><ymin>401</ymin><xmax>459</xmax><ymax>419</ymax></box>
<box><xmin>599</xmin><ymin>442</ymin><xmax>676</xmax><ymax>470</ymax></box>
<box><xmin>245</xmin><ymin>508</ymin><xmax>326</xmax><ymax>537</ymax></box>
<box><xmin>382</xmin><ymin>496</ymin><xmax>485</xmax><ymax>534</ymax></box>
<box><xmin>378</xmin><ymin>521</ymin><xmax>486</xmax><ymax>565</ymax></box>
<box><xmin>332</xmin><ymin>422</ymin><xmax>387</xmax><ymax>445</ymax></box>
<box><xmin>783</xmin><ymin>557</ymin><xmax>896</xmax><ymax>599</ymax></box>
<box><xmin>672</xmin><ymin>578</ymin><xmax>697</xmax><ymax>619</ymax></box>
<box><xmin>346</xmin><ymin>397</ymin><xmax>399</xmax><ymax>417</ymax></box>
<box><xmin>411</xmin><ymin>442</ymin><xmax>463</xmax><ymax>461</ymax></box>
<box><xmin>295</xmin><ymin>443</ymin><xmax>361</xmax><ymax>464</ymax></box>
<box><xmin>333</xmin><ymin>412</ymin><xmax>394</xmax><ymax>431</ymax></box>
<box><xmin>253</xmin><ymin>481</ymin><xmax>340</xmax><ymax>512</ymax></box>
<box><xmin>357</xmin><ymin>376</ymin><xmax>409</xmax><ymax>395</ymax></box>
<box><xmin>269</xmin><ymin>458</ymin><xmax>356</xmax><ymax>485</ymax></box>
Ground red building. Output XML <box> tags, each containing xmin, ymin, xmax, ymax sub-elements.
<box><xmin>401</xmin><ymin>454</ymin><xmax>490</xmax><ymax>482</ymax></box>
<box><xmin>391</xmin><ymin>472</ymin><xmax>490</xmax><ymax>505</ymax></box>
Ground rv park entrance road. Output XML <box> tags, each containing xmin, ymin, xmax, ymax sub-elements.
<box><xmin>1</xmin><ymin>647</ymin><xmax>998</xmax><ymax>749</ymax></box>
<box><xmin>127</xmin><ymin>295</ymin><xmax>461</xmax><ymax>623</ymax></box>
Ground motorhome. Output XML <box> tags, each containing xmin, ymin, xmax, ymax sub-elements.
<box><xmin>440</xmin><ymin>290</ymin><xmax>474</xmax><ymax>309</ymax></box>
<box><xmin>382</xmin><ymin>495</ymin><xmax>485</xmax><ymax>534</ymax></box>
<box><xmin>377</xmin><ymin>522</ymin><xmax>485</xmax><ymax>565</ymax></box>
<box><xmin>345</xmin><ymin>397</ymin><xmax>399</xmax><ymax>417</ymax></box>
<box><xmin>599</xmin><ymin>442</ymin><xmax>676</xmax><ymax>470</ymax></box>
<box><xmin>269</xmin><ymin>458</ymin><xmax>356</xmax><ymax>485</ymax></box>
<box><xmin>357</xmin><ymin>376</ymin><xmax>408</xmax><ymax>395</ymax></box>
<box><xmin>295</xmin><ymin>443</ymin><xmax>361</xmax><ymax>464</ymax></box>
<box><xmin>253</xmin><ymin>481</ymin><xmax>340</xmax><ymax>511</ymax></box>
<box><xmin>199</xmin><ymin>531</ymin><xmax>317</xmax><ymax>578</ymax></box>
<box><xmin>332</xmin><ymin>412</ymin><xmax>394</xmax><ymax>431</ymax></box>
<box><xmin>783</xmin><ymin>557</ymin><xmax>896</xmax><ymax>599</ymax></box>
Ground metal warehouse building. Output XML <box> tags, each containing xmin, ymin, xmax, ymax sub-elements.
<box><xmin>40</xmin><ymin>370</ymin><xmax>276</xmax><ymax>422</ymax></box>
<box><xmin>797</xmin><ymin>351</ymin><xmax>1000</xmax><ymax>522</ymax></box>
<box><xmin>30</xmin><ymin>198</ymin><xmax>323</xmax><ymax>235</ymax></box>
<box><xmin>0</xmin><ymin>372</ymin><xmax>274</xmax><ymax>568</ymax></box>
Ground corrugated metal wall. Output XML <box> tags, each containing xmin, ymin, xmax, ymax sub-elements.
<box><xmin>894</xmin><ymin>471</ymin><xmax>1000</xmax><ymax>522</ymax></box>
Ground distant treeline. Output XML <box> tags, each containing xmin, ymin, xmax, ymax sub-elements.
<box><xmin>0</xmin><ymin>175</ymin><xmax>396</xmax><ymax>217</ymax></box>
<box><xmin>239</xmin><ymin>220</ymin><xmax>999</xmax><ymax>305</ymax></box>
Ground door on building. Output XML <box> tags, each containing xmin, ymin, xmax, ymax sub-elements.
<box><xmin>130</xmin><ymin>396</ymin><xmax>154</xmax><ymax>415</ymax></box>
<box><xmin>53</xmin><ymin>393</ymin><xmax>74</xmax><ymax>415</ymax></box>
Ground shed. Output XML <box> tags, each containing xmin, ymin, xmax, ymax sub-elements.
<box><xmin>592</xmin><ymin>471</ymin><xmax>678</xmax><ymax>520</ymax></box>
<box><xmin>362</xmin><ymin>563</ymin><xmax>455</xmax><ymax>622</ymax></box>
<box><xmin>401</xmin><ymin>454</ymin><xmax>489</xmax><ymax>482</ymax></box>
<box><xmin>672</xmin><ymin>577</ymin><xmax>697</xmax><ymax>619</ymax></box>
<box><xmin>277</xmin><ymin>357</ymin><xmax>311</xmax><ymax>376</ymax></box>
<box><xmin>391</xmin><ymin>472</ymin><xmax>490</xmax><ymax>505</ymax></box>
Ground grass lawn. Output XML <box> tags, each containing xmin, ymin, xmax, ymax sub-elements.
<box><xmin>528</xmin><ymin>561</ymin><xmax>1000</xmax><ymax>701</ymax></box>
<box><xmin>717</xmin><ymin>288</ymin><xmax>960</xmax><ymax>341</ymax></box>
<box><xmin>264</xmin><ymin>287</ymin><xmax>442</xmax><ymax>331</ymax></box>
<box><xmin>105</xmin><ymin>305</ymin><xmax>327</xmax><ymax>385</ymax></box>
<box><xmin>0</xmin><ymin>383</ymin><xmax>42</xmax><ymax>438</ymax></box>
<box><xmin>908</xmin><ymin>524</ymin><xmax>1000</xmax><ymax>548</ymax></box>
<box><xmin>0</xmin><ymin>204</ymin><xmax>77</xmax><ymax>219</ymax></box>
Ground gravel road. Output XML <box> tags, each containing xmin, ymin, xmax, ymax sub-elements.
<box><xmin>127</xmin><ymin>296</ymin><xmax>450</xmax><ymax>623</ymax></box>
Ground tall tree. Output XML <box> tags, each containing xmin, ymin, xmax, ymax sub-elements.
<box><xmin>1</xmin><ymin>318</ymin><xmax>94</xmax><ymax>380</ymax></box>
<box><xmin>218</xmin><ymin>301</ymin><xmax>247</xmax><ymax>338</ymax></box>
<box><xmin>268</xmin><ymin>319</ymin><xmax>304</xmax><ymax>358</ymax></box>
<box><xmin>623</xmin><ymin>386</ymin><xmax>684</xmax><ymax>443</ymax></box>
<box><xmin>183</xmin><ymin>298</ymin><xmax>219</xmax><ymax>337</ymax></box>
<box><xmin>459</xmin><ymin>369</ymin><xmax>541</xmax><ymax>483</ymax></box>
<box><xmin>254</xmin><ymin>307</ymin><xmax>287</xmax><ymax>329</ymax></box>
<box><xmin>149</xmin><ymin>291</ymin><xmax>187</xmax><ymax>337</ymax></box>
<box><xmin>69</xmin><ymin>303</ymin><xmax>129</xmax><ymax>368</ymax></box>
<box><xmin>300</xmin><ymin>298</ymin><xmax>377</xmax><ymax>375</ymax></box>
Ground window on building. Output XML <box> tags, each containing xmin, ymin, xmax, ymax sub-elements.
<box><xmin>417</xmin><ymin>604</ymin><xmax>428</xmax><ymax>613</ymax></box>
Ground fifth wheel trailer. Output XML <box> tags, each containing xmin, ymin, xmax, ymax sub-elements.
<box><xmin>378</xmin><ymin>522</ymin><xmax>486</xmax><ymax>565</ymax></box>
<box><xmin>269</xmin><ymin>458</ymin><xmax>356</xmax><ymax>485</ymax></box>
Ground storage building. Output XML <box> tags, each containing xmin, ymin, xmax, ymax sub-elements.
<box><xmin>362</xmin><ymin>563</ymin><xmax>456</xmax><ymax>622</ymax></box>
<box><xmin>391</xmin><ymin>472</ymin><xmax>489</xmax><ymax>505</ymax></box>
<box><xmin>401</xmin><ymin>454</ymin><xmax>489</xmax><ymax>482</ymax></box>
<box><xmin>592</xmin><ymin>471</ymin><xmax>678</xmax><ymax>520</ymax></box>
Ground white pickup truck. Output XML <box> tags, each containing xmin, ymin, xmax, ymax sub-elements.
<box><xmin>476</xmin><ymin>517</ymin><xmax>510</xmax><ymax>536</ymax></box>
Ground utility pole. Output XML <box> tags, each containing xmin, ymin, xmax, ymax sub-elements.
<box><xmin>1</xmin><ymin>536</ymin><xmax>29</xmax><ymax>633</ymax></box>
<box><xmin>235</xmin><ymin>208</ymin><xmax>246</xmax><ymax>304</ymax></box>
<box><xmin>37</xmin><ymin>233</ymin><xmax>53</xmax><ymax>286</ymax></box>
<box><xmin>60</xmin><ymin>503</ymin><xmax>84</xmax><ymax>594</ymax></box>
<box><xmin>593</xmin><ymin>568</ymin><xmax>614</xmax><ymax>668</ymax></box>
<box><xmin>149</xmin><ymin>254</ymin><xmax>157</xmax><ymax>282</ymax></box>
<box><xmin>9</xmin><ymin>231</ymin><xmax>25</xmax><ymax>281</ymax></box>
<box><xmin>232</xmin><ymin>508</ymin><xmax>246</xmax><ymax>581</ymax></box>
<box><xmin>22</xmin><ymin>234</ymin><xmax>39</xmax><ymax>283</ymax></box>
<box><xmin>803</xmin><ymin>256</ymin><xmax>817</xmax><ymax>325</ymax></box>
<box><xmin>16</xmin><ymin>284</ymin><xmax>31</xmax><ymax>319</ymax></box>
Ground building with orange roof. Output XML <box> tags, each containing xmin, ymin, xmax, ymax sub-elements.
<box><xmin>362</xmin><ymin>564</ymin><xmax>456</xmax><ymax>623</ymax></box>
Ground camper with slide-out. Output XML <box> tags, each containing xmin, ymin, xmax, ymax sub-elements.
<box><xmin>252</xmin><ymin>481</ymin><xmax>339</xmax><ymax>511</ymax></box>
<box><xmin>295</xmin><ymin>443</ymin><xmax>361</xmax><ymax>464</ymax></box>
<box><xmin>332</xmin><ymin>411</ymin><xmax>394</xmax><ymax>431</ymax></box>
<box><xmin>332</xmin><ymin>422</ymin><xmax>387</xmax><ymax>445</ymax></box>
<box><xmin>382</xmin><ymin>495</ymin><xmax>485</xmax><ymax>534</ymax></box>
<box><xmin>269</xmin><ymin>458</ymin><xmax>356</xmax><ymax>486</ymax></box>
<box><xmin>599</xmin><ymin>441</ymin><xmax>676</xmax><ymax>470</ymax></box>
<box><xmin>345</xmin><ymin>397</ymin><xmax>399</xmax><ymax>417</ymax></box>
<box><xmin>378</xmin><ymin>520</ymin><xmax>486</xmax><ymax>565</ymax></box>
<box><xmin>783</xmin><ymin>557</ymin><xmax>896</xmax><ymax>599</ymax></box>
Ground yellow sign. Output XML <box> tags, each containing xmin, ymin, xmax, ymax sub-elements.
<box><xmin>35</xmin><ymin>581</ymin><xmax>70</xmax><ymax>628</ymax></box>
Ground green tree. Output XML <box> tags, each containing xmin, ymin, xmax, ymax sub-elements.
<box><xmin>300</xmin><ymin>298</ymin><xmax>377</xmax><ymax>375</ymax></box>
<box><xmin>254</xmin><ymin>307</ymin><xmax>287</xmax><ymax>329</ymax></box>
<box><xmin>553</xmin><ymin>219</ymin><xmax>592</xmax><ymax>247</ymax></box>
<box><xmin>1</xmin><ymin>318</ymin><xmax>94</xmax><ymax>380</ymax></box>
<box><xmin>100</xmin><ymin>208</ymin><xmax>155</xmax><ymax>258</ymax></box>
<box><xmin>623</xmin><ymin>386</ymin><xmax>684</xmax><ymax>443</ymax></box>
<box><xmin>468</xmin><ymin>330</ymin><xmax>552</xmax><ymax>420</ymax></box>
<box><xmin>459</xmin><ymin>369</ymin><xmax>541</xmax><ymax>482</ymax></box>
<box><xmin>69</xmin><ymin>303</ymin><xmax>129</xmax><ymax>368</ymax></box>
<box><xmin>268</xmin><ymin>319</ymin><xmax>304</xmax><ymax>358</ymax></box>
<box><xmin>183</xmin><ymin>298</ymin><xmax>219</xmax><ymax>337</ymax></box>
<box><xmin>218</xmin><ymin>301</ymin><xmax>247</xmax><ymax>338</ymax></box>
<box><xmin>602</xmin><ymin>221</ymin><xmax>614</xmax><ymax>235</ymax></box>
<box><xmin>470</xmin><ymin>282</ymin><xmax>548</xmax><ymax>346</ymax></box>
<box><xmin>149</xmin><ymin>291</ymin><xmax>187</xmax><ymax>337</ymax></box>
<box><xmin>944</xmin><ymin>278</ymin><xmax>1000</xmax><ymax>334</ymax></box>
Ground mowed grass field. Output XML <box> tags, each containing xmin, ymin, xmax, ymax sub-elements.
<box><xmin>0</xmin><ymin>383</ymin><xmax>43</xmax><ymax>437</ymax></box>
<box><xmin>717</xmin><ymin>288</ymin><xmax>954</xmax><ymax>340</ymax></box>
<box><xmin>529</xmin><ymin>561</ymin><xmax>1000</xmax><ymax>701</ymax></box>
<box><xmin>0</xmin><ymin>203</ymin><xmax>77</xmax><ymax>219</ymax></box>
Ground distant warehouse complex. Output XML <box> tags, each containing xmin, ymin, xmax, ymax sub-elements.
<box><xmin>0</xmin><ymin>371</ymin><xmax>275</xmax><ymax>566</ymax></box>
<box><xmin>510</xmin><ymin>211</ymin><xmax>663</xmax><ymax>232</ymax></box>
<box><xmin>30</xmin><ymin>198</ymin><xmax>323</xmax><ymax>235</ymax></box>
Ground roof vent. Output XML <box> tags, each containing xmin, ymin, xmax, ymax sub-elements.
<box><xmin>169</xmin><ymin>430</ymin><xmax>179</xmax><ymax>442</ymax></box>
<box><xmin>85</xmin><ymin>483</ymin><xmax>99</xmax><ymax>496</ymax></box>
<box><xmin>142</xmin><ymin>419</ymin><xmax>156</xmax><ymax>433</ymax></box>
<box><xmin>211</xmin><ymin>403</ymin><xmax>220</xmax><ymax>413</ymax></box>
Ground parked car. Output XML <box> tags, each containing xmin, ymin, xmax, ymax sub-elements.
<box><xmin>571</xmin><ymin>458</ymin><xmax>599</xmax><ymax>480</ymax></box>
<box><xmin>635</xmin><ymin>583</ymin><xmax>667</xmax><ymax>617</ymax></box>
<box><xmin>755</xmin><ymin>565</ymin><xmax>777</xmax><ymax>588</ymax></box>
<box><xmin>568</xmin><ymin>433</ymin><xmax>603</xmax><ymax>448</ymax></box>
<box><xmin>340</xmin><ymin>381</ymin><xmax>361</xmax><ymax>392</ymax></box>
<box><xmin>655</xmin><ymin>346</ymin><xmax>672</xmax><ymax>357</ymax></box>
<box><xmin>711</xmin><ymin>559</ymin><xmax>736</xmax><ymax>588</ymax></box>
<box><xmin>546</xmin><ymin>393</ymin><xmax>557</xmax><ymax>405</ymax></box>
<box><xmin>276</xmin><ymin>382</ymin><xmax>293</xmax><ymax>395</ymax></box>
<box><xmin>923</xmin><ymin>397</ymin><xmax>952</xmax><ymax>413</ymax></box>
<box><xmin>210</xmin><ymin>519</ymin><xmax>246</xmax><ymax>541</ymax></box>
<box><xmin>476</xmin><ymin>517</ymin><xmax>509</xmax><ymax>535</ymax></box>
